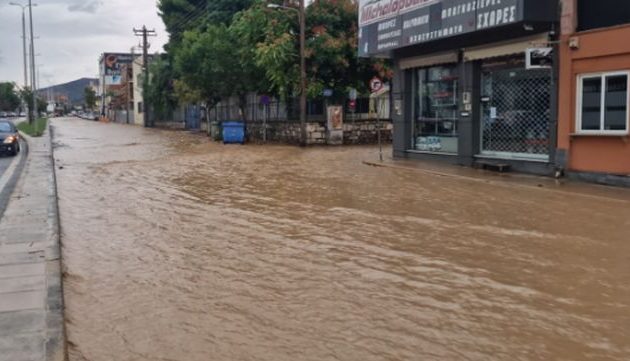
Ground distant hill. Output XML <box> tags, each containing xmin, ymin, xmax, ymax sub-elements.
<box><xmin>38</xmin><ymin>78</ymin><xmax>98</xmax><ymax>106</ymax></box>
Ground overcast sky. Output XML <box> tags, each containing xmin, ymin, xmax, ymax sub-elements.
<box><xmin>0</xmin><ymin>0</ymin><xmax>168</xmax><ymax>87</ymax></box>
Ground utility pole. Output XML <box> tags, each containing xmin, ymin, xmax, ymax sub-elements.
<box><xmin>134</xmin><ymin>26</ymin><xmax>156</xmax><ymax>128</ymax></box>
<box><xmin>28</xmin><ymin>0</ymin><xmax>37</xmax><ymax>123</ymax></box>
<box><xmin>267</xmin><ymin>2</ymin><xmax>307</xmax><ymax>146</ymax></box>
<box><xmin>298</xmin><ymin>0</ymin><xmax>307</xmax><ymax>147</ymax></box>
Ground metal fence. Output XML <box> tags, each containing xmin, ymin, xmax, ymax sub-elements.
<box><xmin>480</xmin><ymin>68</ymin><xmax>551</xmax><ymax>159</ymax></box>
<box><xmin>208</xmin><ymin>97</ymin><xmax>388</xmax><ymax>124</ymax></box>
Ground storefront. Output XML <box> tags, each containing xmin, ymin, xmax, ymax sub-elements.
<box><xmin>359</xmin><ymin>0</ymin><xmax>559</xmax><ymax>174</ymax></box>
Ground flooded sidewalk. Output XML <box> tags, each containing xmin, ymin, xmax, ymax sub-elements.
<box><xmin>53</xmin><ymin>117</ymin><xmax>630</xmax><ymax>361</ymax></box>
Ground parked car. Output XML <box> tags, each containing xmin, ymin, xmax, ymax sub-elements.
<box><xmin>0</xmin><ymin>120</ymin><xmax>21</xmax><ymax>156</ymax></box>
<box><xmin>0</xmin><ymin>112</ymin><xmax>7</xmax><ymax>118</ymax></box>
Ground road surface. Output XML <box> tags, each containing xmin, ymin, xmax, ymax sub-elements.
<box><xmin>53</xmin><ymin>117</ymin><xmax>630</xmax><ymax>361</ymax></box>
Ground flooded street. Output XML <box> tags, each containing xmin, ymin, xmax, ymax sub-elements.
<box><xmin>53</xmin><ymin>117</ymin><xmax>630</xmax><ymax>361</ymax></box>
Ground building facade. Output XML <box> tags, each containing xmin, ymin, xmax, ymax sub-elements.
<box><xmin>359</xmin><ymin>0</ymin><xmax>559</xmax><ymax>174</ymax></box>
<box><xmin>556</xmin><ymin>0</ymin><xmax>630</xmax><ymax>185</ymax></box>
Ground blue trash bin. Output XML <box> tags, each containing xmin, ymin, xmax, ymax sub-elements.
<box><xmin>222</xmin><ymin>121</ymin><xmax>245</xmax><ymax>144</ymax></box>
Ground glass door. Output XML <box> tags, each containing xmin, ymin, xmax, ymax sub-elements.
<box><xmin>411</xmin><ymin>65</ymin><xmax>459</xmax><ymax>154</ymax></box>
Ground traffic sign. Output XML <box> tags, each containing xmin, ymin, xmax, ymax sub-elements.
<box><xmin>370</xmin><ymin>77</ymin><xmax>383</xmax><ymax>93</ymax></box>
<box><xmin>323</xmin><ymin>89</ymin><xmax>333</xmax><ymax>97</ymax></box>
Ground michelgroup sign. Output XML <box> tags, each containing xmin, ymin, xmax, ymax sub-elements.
<box><xmin>358</xmin><ymin>0</ymin><xmax>524</xmax><ymax>57</ymax></box>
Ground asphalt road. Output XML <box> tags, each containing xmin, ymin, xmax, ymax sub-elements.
<box><xmin>0</xmin><ymin>140</ymin><xmax>27</xmax><ymax>220</ymax></box>
<box><xmin>0</xmin><ymin>155</ymin><xmax>15</xmax><ymax>178</ymax></box>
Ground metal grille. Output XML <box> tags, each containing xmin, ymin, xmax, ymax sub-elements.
<box><xmin>481</xmin><ymin>67</ymin><xmax>551</xmax><ymax>159</ymax></box>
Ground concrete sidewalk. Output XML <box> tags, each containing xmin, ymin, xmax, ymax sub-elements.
<box><xmin>0</xmin><ymin>125</ymin><xmax>66</xmax><ymax>361</ymax></box>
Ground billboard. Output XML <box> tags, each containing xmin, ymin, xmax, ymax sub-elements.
<box><xmin>102</xmin><ymin>53</ymin><xmax>134</xmax><ymax>85</ymax></box>
<box><xmin>358</xmin><ymin>0</ymin><xmax>525</xmax><ymax>57</ymax></box>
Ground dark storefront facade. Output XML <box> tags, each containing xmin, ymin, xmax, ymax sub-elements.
<box><xmin>359</xmin><ymin>0</ymin><xmax>559</xmax><ymax>174</ymax></box>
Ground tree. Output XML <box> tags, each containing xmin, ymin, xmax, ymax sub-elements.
<box><xmin>173</xmin><ymin>25</ymin><xmax>235</xmax><ymax>109</ymax></box>
<box><xmin>0</xmin><ymin>82</ymin><xmax>21</xmax><ymax>111</ymax></box>
<box><xmin>235</xmin><ymin>0</ymin><xmax>390</xmax><ymax>100</ymax></box>
<box><xmin>84</xmin><ymin>87</ymin><xmax>97</xmax><ymax>110</ymax></box>
<box><xmin>37</xmin><ymin>97</ymin><xmax>47</xmax><ymax>114</ymax></box>
<box><xmin>158</xmin><ymin>0</ymin><xmax>253</xmax><ymax>47</ymax></box>
<box><xmin>233</xmin><ymin>1</ymin><xmax>300</xmax><ymax>98</ymax></box>
<box><xmin>145</xmin><ymin>57</ymin><xmax>178</xmax><ymax>121</ymax></box>
<box><xmin>19</xmin><ymin>87</ymin><xmax>35</xmax><ymax>123</ymax></box>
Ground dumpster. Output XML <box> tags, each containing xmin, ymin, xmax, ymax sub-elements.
<box><xmin>222</xmin><ymin>121</ymin><xmax>245</xmax><ymax>144</ymax></box>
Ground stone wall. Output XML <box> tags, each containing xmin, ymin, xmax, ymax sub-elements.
<box><xmin>245</xmin><ymin>120</ymin><xmax>393</xmax><ymax>145</ymax></box>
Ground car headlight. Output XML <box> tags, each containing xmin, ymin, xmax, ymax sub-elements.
<box><xmin>3</xmin><ymin>136</ymin><xmax>16</xmax><ymax>144</ymax></box>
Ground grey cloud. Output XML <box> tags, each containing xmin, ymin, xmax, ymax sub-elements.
<box><xmin>68</xmin><ymin>1</ymin><xmax>103</xmax><ymax>13</ymax></box>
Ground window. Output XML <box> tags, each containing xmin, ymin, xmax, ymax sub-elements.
<box><xmin>577</xmin><ymin>72</ymin><xmax>629</xmax><ymax>134</ymax></box>
<box><xmin>137</xmin><ymin>102</ymin><xmax>143</xmax><ymax>114</ymax></box>
<box><xmin>578</xmin><ymin>0</ymin><xmax>630</xmax><ymax>32</ymax></box>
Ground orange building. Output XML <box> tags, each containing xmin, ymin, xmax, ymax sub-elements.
<box><xmin>557</xmin><ymin>0</ymin><xmax>630</xmax><ymax>185</ymax></box>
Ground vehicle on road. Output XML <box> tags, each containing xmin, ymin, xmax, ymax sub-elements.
<box><xmin>0</xmin><ymin>120</ymin><xmax>21</xmax><ymax>156</ymax></box>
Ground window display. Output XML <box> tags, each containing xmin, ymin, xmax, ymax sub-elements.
<box><xmin>412</xmin><ymin>65</ymin><xmax>459</xmax><ymax>153</ymax></box>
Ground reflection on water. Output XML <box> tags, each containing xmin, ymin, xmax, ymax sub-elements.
<box><xmin>54</xmin><ymin>118</ymin><xmax>630</xmax><ymax>361</ymax></box>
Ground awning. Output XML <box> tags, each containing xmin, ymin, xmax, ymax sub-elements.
<box><xmin>463</xmin><ymin>34</ymin><xmax>549</xmax><ymax>61</ymax></box>
<box><xmin>398</xmin><ymin>52</ymin><xmax>458</xmax><ymax>70</ymax></box>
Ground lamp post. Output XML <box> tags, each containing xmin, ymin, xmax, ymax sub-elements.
<box><xmin>8</xmin><ymin>2</ymin><xmax>33</xmax><ymax>90</ymax></box>
<box><xmin>268</xmin><ymin>1</ymin><xmax>307</xmax><ymax>146</ymax></box>
<box><xmin>27</xmin><ymin>0</ymin><xmax>37</xmax><ymax>122</ymax></box>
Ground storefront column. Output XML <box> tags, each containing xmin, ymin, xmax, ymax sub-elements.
<box><xmin>392</xmin><ymin>64</ymin><xmax>413</xmax><ymax>158</ymax></box>
<box><xmin>457</xmin><ymin>60</ymin><xmax>481</xmax><ymax>167</ymax></box>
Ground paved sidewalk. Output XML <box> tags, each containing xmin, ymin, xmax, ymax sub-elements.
<box><xmin>0</xmin><ymin>125</ymin><xmax>66</xmax><ymax>361</ymax></box>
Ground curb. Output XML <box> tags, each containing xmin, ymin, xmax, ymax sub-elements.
<box><xmin>45</xmin><ymin>123</ymin><xmax>68</xmax><ymax>361</ymax></box>
<box><xmin>362</xmin><ymin>160</ymin><xmax>630</xmax><ymax>204</ymax></box>
<box><xmin>16</xmin><ymin>123</ymin><xmax>68</xmax><ymax>361</ymax></box>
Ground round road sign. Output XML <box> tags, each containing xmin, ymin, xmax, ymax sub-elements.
<box><xmin>370</xmin><ymin>77</ymin><xmax>383</xmax><ymax>93</ymax></box>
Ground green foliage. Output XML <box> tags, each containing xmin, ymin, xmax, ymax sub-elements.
<box><xmin>305</xmin><ymin>0</ymin><xmax>390</xmax><ymax>99</ymax></box>
<box><xmin>145</xmin><ymin>57</ymin><xmax>179</xmax><ymax>120</ymax></box>
<box><xmin>157</xmin><ymin>0</ymin><xmax>391</xmax><ymax>112</ymax></box>
<box><xmin>174</xmin><ymin>25</ymin><xmax>233</xmax><ymax>105</ymax></box>
<box><xmin>17</xmin><ymin>117</ymin><xmax>47</xmax><ymax>137</ymax></box>
<box><xmin>37</xmin><ymin>97</ymin><xmax>47</xmax><ymax>114</ymax></box>
<box><xmin>0</xmin><ymin>82</ymin><xmax>21</xmax><ymax>111</ymax></box>
<box><xmin>84</xmin><ymin>87</ymin><xmax>97</xmax><ymax>110</ymax></box>
<box><xmin>158</xmin><ymin>0</ymin><xmax>253</xmax><ymax>47</ymax></box>
<box><xmin>233</xmin><ymin>1</ymin><xmax>300</xmax><ymax>97</ymax></box>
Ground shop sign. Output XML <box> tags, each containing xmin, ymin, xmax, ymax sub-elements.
<box><xmin>525</xmin><ymin>47</ymin><xmax>553</xmax><ymax>69</ymax></box>
<box><xmin>102</xmin><ymin>53</ymin><xmax>134</xmax><ymax>85</ymax></box>
<box><xmin>416</xmin><ymin>136</ymin><xmax>443</xmax><ymax>152</ymax></box>
<box><xmin>358</xmin><ymin>0</ymin><xmax>526</xmax><ymax>57</ymax></box>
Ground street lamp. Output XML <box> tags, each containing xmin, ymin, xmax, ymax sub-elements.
<box><xmin>267</xmin><ymin>1</ymin><xmax>307</xmax><ymax>146</ymax></box>
<box><xmin>8</xmin><ymin>2</ymin><xmax>35</xmax><ymax>90</ymax></box>
<box><xmin>10</xmin><ymin>1</ymin><xmax>38</xmax><ymax>122</ymax></box>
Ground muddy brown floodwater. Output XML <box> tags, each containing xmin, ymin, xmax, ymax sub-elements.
<box><xmin>53</xmin><ymin>117</ymin><xmax>630</xmax><ymax>361</ymax></box>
